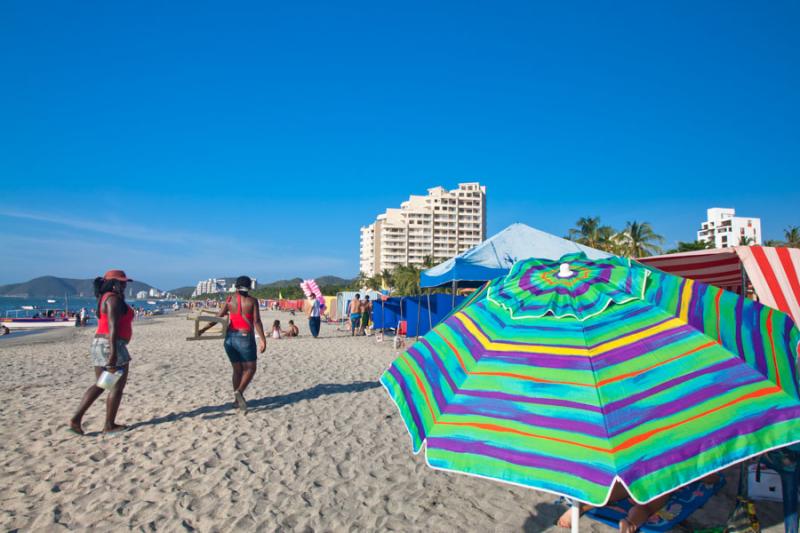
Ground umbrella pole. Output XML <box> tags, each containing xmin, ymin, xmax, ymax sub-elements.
<box><xmin>427</xmin><ymin>289</ymin><xmax>432</xmax><ymax>331</ymax></box>
<box><xmin>571</xmin><ymin>503</ymin><xmax>580</xmax><ymax>533</ymax></box>
<box><xmin>416</xmin><ymin>293</ymin><xmax>421</xmax><ymax>340</ymax></box>
<box><xmin>451</xmin><ymin>280</ymin><xmax>457</xmax><ymax>307</ymax></box>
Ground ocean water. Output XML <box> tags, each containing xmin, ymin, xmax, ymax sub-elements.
<box><xmin>0</xmin><ymin>296</ymin><xmax>184</xmax><ymax>315</ymax></box>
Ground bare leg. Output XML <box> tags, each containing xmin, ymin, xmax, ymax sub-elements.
<box><xmin>557</xmin><ymin>504</ymin><xmax>593</xmax><ymax>528</ymax></box>
<box><xmin>237</xmin><ymin>362</ymin><xmax>257</xmax><ymax>394</ymax></box>
<box><xmin>619</xmin><ymin>493</ymin><xmax>669</xmax><ymax>533</ymax></box>
<box><xmin>558</xmin><ymin>482</ymin><xmax>633</xmax><ymax>530</ymax></box>
<box><xmin>231</xmin><ymin>362</ymin><xmax>243</xmax><ymax>391</ymax></box>
<box><xmin>104</xmin><ymin>366</ymin><xmax>129</xmax><ymax>432</ymax></box>
<box><xmin>70</xmin><ymin>367</ymin><xmax>105</xmax><ymax>434</ymax></box>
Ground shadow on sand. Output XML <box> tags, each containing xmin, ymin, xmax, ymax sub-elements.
<box><xmin>129</xmin><ymin>380</ymin><xmax>381</xmax><ymax>429</ymax></box>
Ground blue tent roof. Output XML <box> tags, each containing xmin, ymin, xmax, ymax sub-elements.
<box><xmin>420</xmin><ymin>223</ymin><xmax>612</xmax><ymax>288</ymax></box>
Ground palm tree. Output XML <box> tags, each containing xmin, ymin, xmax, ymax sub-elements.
<box><xmin>422</xmin><ymin>255</ymin><xmax>436</xmax><ymax>268</ymax></box>
<box><xmin>380</xmin><ymin>268</ymin><xmax>394</xmax><ymax>291</ymax></box>
<box><xmin>621</xmin><ymin>221</ymin><xmax>664</xmax><ymax>258</ymax></box>
<box><xmin>568</xmin><ymin>216</ymin><xmax>615</xmax><ymax>251</ymax></box>
<box><xmin>365</xmin><ymin>276</ymin><xmax>382</xmax><ymax>291</ymax></box>
<box><xmin>665</xmin><ymin>240</ymin><xmax>712</xmax><ymax>254</ymax></box>
<box><xmin>785</xmin><ymin>226</ymin><xmax>800</xmax><ymax>248</ymax></box>
<box><xmin>391</xmin><ymin>265</ymin><xmax>421</xmax><ymax>295</ymax></box>
<box><xmin>738</xmin><ymin>236</ymin><xmax>754</xmax><ymax>246</ymax></box>
<box><xmin>351</xmin><ymin>271</ymin><xmax>369</xmax><ymax>290</ymax></box>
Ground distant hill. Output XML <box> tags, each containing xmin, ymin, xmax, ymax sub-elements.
<box><xmin>0</xmin><ymin>276</ymin><xmax>157</xmax><ymax>298</ymax></box>
<box><xmin>168</xmin><ymin>286</ymin><xmax>196</xmax><ymax>299</ymax></box>
<box><xmin>261</xmin><ymin>276</ymin><xmax>352</xmax><ymax>288</ymax></box>
<box><xmin>169</xmin><ymin>275</ymin><xmax>354</xmax><ymax>298</ymax></box>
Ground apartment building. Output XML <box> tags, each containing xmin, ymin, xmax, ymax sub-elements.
<box><xmin>359</xmin><ymin>182</ymin><xmax>487</xmax><ymax>277</ymax></box>
<box><xmin>697</xmin><ymin>207</ymin><xmax>761</xmax><ymax>248</ymax></box>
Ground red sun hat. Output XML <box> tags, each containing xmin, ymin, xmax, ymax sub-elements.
<box><xmin>103</xmin><ymin>269</ymin><xmax>133</xmax><ymax>282</ymax></box>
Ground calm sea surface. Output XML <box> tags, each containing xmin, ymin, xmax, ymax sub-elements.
<box><xmin>0</xmin><ymin>296</ymin><xmax>184</xmax><ymax>315</ymax></box>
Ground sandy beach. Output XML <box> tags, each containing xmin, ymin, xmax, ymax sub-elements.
<box><xmin>0</xmin><ymin>311</ymin><xmax>789</xmax><ymax>532</ymax></box>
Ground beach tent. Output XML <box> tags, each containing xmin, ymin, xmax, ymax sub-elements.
<box><xmin>371</xmin><ymin>294</ymin><xmax>466</xmax><ymax>336</ymax></box>
<box><xmin>420</xmin><ymin>222</ymin><xmax>611</xmax><ymax>288</ymax></box>
<box><xmin>323</xmin><ymin>296</ymin><xmax>338</xmax><ymax>320</ymax></box>
<box><xmin>638</xmin><ymin>245</ymin><xmax>800</xmax><ymax>326</ymax></box>
<box><xmin>335</xmin><ymin>291</ymin><xmax>382</xmax><ymax>323</ymax></box>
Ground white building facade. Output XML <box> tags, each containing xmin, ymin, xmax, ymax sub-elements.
<box><xmin>192</xmin><ymin>277</ymin><xmax>257</xmax><ymax>297</ymax></box>
<box><xmin>192</xmin><ymin>278</ymin><xmax>227</xmax><ymax>297</ymax></box>
<box><xmin>359</xmin><ymin>182</ymin><xmax>487</xmax><ymax>277</ymax></box>
<box><xmin>697</xmin><ymin>208</ymin><xmax>761</xmax><ymax>249</ymax></box>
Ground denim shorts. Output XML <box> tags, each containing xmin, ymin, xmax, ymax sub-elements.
<box><xmin>224</xmin><ymin>331</ymin><xmax>257</xmax><ymax>363</ymax></box>
<box><xmin>90</xmin><ymin>337</ymin><xmax>130</xmax><ymax>367</ymax></box>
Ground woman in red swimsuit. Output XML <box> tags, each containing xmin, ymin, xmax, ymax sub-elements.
<box><xmin>203</xmin><ymin>276</ymin><xmax>266</xmax><ymax>411</ymax></box>
<box><xmin>69</xmin><ymin>269</ymin><xmax>135</xmax><ymax>435</ymax></box>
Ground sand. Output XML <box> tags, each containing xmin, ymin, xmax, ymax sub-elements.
<box><xmin>0</xmin><ymin>311</ymin><xmax>790</xmax><ymax>532</ymax></box>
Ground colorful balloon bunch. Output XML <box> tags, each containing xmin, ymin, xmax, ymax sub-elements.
<box><xmin>300</xmin><ymin>279</ymin><xmax>326</xmax><ymax>310</ymax></box>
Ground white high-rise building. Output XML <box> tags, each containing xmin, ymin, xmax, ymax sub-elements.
<box><xmin>192</xmin><ymin>277</ymin><xmax>256</xmax><ymax>297</ymax></box>
<box><xmin>697</xmin><ymin>208</ymin><xmax>761</xmax><ymax>249</ymax></box>
<box><xmin>359</xmin><ymin>182</ymin><xmax>487</xmax><ymax>277</ymax></box>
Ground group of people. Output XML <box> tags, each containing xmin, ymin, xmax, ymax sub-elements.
<box><xmin>347</xmin><ymin>293</ymin><xmax>372</xmax><ymax>336</ymax></box>
<box><xmin>67</xmin><ymin>271</ymin><xmax>735</xmax><ymax>533</ymax></box>
<box><xmin>69</xmin><ymin>272</ymin><xmax>329</xmax><ymax>434</ymax></box>
<box><xmin>270</xmin><ymin>319</ymin><xmax>299</xmax><ymax>339</ymax></box>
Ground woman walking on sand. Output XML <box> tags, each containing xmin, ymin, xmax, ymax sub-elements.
<box><xmin>202</xmin><ymin>276</ymin><xmax>266</xmax><ymax>411</ymax></box>
<box><xmin>69</xmin><ymin>270</ymin><xmax>135</xmax><ymax>435</ymax></box>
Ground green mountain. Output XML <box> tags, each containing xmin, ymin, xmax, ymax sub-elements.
<box><xmin>169</xmin><ymin>275</ymin><xmax>354</xmax><ymax>299</ymax></box>
<box><xmin>0</xmin><ymin>276</ymin><xmax>157</xmax><ymax>298</ymax></box>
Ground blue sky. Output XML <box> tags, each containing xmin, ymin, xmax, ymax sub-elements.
<box><xmin>1</xmin><ymin>1</ymin><xmax>798</xmax><ymax>289</ymax></box>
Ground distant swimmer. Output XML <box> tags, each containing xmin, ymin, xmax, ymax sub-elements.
<box><xmin>69</xmin><ymin>270</ymin><xmax>135</xmax><ymax>435</ymax></box>
<box><xmin>201</xmin><ymin>276</ymin><xmax>266</xmax><ymax>412</ymax></box>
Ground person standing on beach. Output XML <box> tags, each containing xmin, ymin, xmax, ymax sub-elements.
<box><xmin>201</xmin><ymin>276</ymin><xmax>266</xmax><ymax>411</ymax></box>
<box><xmin>307</xmin><ymin>294</ymin><xmax>321</xmax><ymax>338</ymax></box>
<box><xmin>359</xmin><ymin>295</ymin><xmax>372</xmax><ymax>336</ymax></box>
<box><xmin>349</xmin><ymin>294</ymin><xmax>361</xmax><ymax>336</ymax></box>
<box><xmin>69</xmin><ymin>270</ymin><xmax>135</xmax><ymax>435</ymax></box>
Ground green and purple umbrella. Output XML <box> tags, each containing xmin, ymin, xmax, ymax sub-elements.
<box><xmin>381</xmin><ymin>252</ymin><xmax>800</xmax><ymax>505</ymax></box>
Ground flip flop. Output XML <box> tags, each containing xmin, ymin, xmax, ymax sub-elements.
<box><xmin>67</xmin><ymin>425</ymin><xmax>84</xmax><ymax>436</ymax></box>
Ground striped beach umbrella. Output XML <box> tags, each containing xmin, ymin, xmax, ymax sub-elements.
<box><xmin>380</xmin><ymin>252</ymin><xmax>800</xmax><ymax>506</ymax></box>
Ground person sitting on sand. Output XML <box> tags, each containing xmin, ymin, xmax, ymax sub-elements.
<box><xmin>285</xmin><ymin>320</ymin><xmax>299</xmax><ymax>337</ymax></box>
<box><xmin>0</xmin><ymin>325</ymin><xmax>10</xmax><ymax>335</ymax></box>
<box><xmin>69</xmin><ymin>269</ymin><xmax>135</xmax><ymax>435</ymax></box>
<box><xmin>200</xmin><ymin>276</ymin><xmax>266</xmax><ymax>412</ymax></box>
<box><xmin>556</xmin><ymin>475</ymin><xmax>717</xmax><ymax>533</ymax></box>
<box><xmin>271</xmin><ymin>319</ymin><xmax>282</xmax><ymax>339</ymax></box>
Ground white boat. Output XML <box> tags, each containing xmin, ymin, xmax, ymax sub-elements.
<box><xmin>47</xmin><ymin>299</ymin><xmax>57</xmax><ymax>303</ymax></box>
<box><xmin>1</xmin><ymin>309</ymin><xmax>76</xmax><ymax>330</ymax></box>
<box><xmin>147</xmin><ymin>300</ymin><xmax>157</xmax><ymax>305</ymax></box>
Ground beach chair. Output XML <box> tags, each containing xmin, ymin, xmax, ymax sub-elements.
<box><xmin>582</xmin><ymin>475</ymin><xmax>726</xmax><ymax>532</ymax></box>
<box><xmin>186</xmin><ymin>314</ymin><xmax>228</xmax><ymax>341</ymax></box>
<box><xmin>393</xmin><ymin>320</ymin><xmax>408</xmax><ymax>350</ymax></box>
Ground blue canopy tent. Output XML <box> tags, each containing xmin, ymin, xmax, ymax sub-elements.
<box><xmin>420</xmin><ymin>222</ymin><xmax>611</xmax><ymax>288</ymax></box>
<box><xmin>371</xmin><ymin>294</ymin><xmax>466</xmax><ymax>337</ymax></box>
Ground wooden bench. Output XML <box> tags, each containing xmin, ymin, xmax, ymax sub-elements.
<box><xmin>186</xmin><ymin>313</ymin><xmax>228</xmax><ymax>341</ymax></box>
